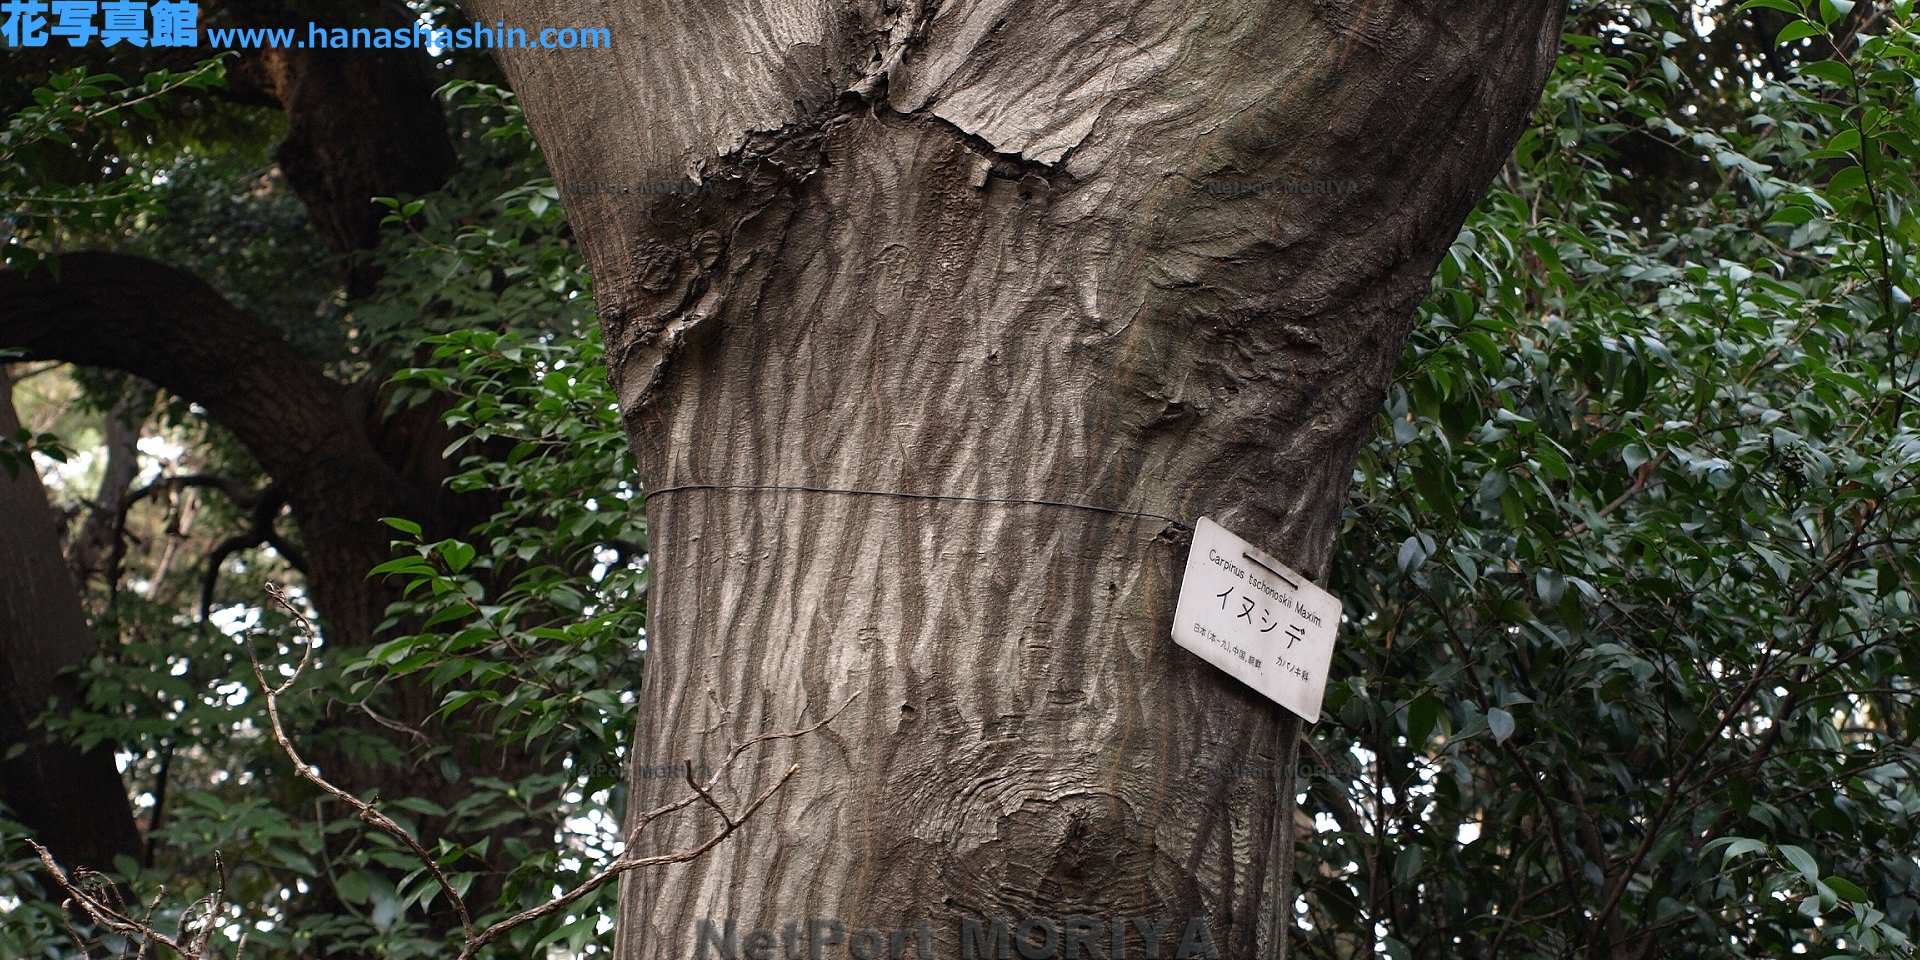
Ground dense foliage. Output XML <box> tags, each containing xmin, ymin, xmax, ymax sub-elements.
<box><xmin>1</xmin><ymin>68</ymin><xmax>641</xmax><ymax>958</ymax></box>
<box><xmin>1311</xmin><ymin>1</ymin><xmax>1920</xmax><ymax>957</ymax></box>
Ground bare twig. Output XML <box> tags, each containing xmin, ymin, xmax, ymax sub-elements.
<box><xmin>457</xmin><ymin>696</ymin><xmax>856</xmax><ymax>959</ymax></box>
<box><xmin>31</xmin><ymin>581</ymin><xmax>846</xmax><ymax>958</ymax></box>
<box><xmin>359</xmin><ymin>699</ymin><xmax>433</xmax><ymax>745</ymax></box>
<box><xmin>250</xmin><ymin>583</ymin><xmax>476</xmax><ymax>941</ymax></box>
<box><xmin>261</xmin><ymin>584</ymin><xmax>847</xmax><ymax>955</ymax></box>
<box><xmin>27</xmin><ymin>842</ymin><xmax>231</xmax><ymax>960</ymax></box>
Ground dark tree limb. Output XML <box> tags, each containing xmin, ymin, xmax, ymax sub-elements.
<box><xmin>142</xmin><ymin>742</ymin><xmax>174</xmax><ymax>869</ymax></box>
<box><xmin>0</xmin><ymin>253</ymin><xmax>535</xmax><ymax>942</ymax></box>
<box><xmin>129</xmin><ymin>474</ymin><xmax>263</xmax><ymax>510</ymax></box>
<box><xmin>6</xmin><ymin>0</ymin><xmax>459</xmax><ymax>287</ymax></box>
<box><xmin>0</xmin><ymin>251</ymin><xmax>432</xmax><ymax>648</ymax></box>
<box><xmin>220</xmin><ymin>0</ymin><xmax>459</xmax><ymax>289</ymax></box>
<box><xmin>0</xmin><ymin>254</ymin><xmax>359</xmax><ymax>480</ymax></box>
<box><xmin>199</xmin><ymin>484</ymin><xmax>308</xmax><ymax>621</ymax></box>
<box><xmin>68</xmin><ymin>390</ymin><xmax>148</xmax><ymax>590</ymax></box>
<box><xmin>0</xmin><ymin>366</ymin><xmax>142</xmax><ymax>873</ymax></box>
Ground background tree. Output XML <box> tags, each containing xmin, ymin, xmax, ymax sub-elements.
<box><xmin>0</xmin><ymin>365</ymin><xmax>141</xmax><ymax>874</ymax></box>
<box><xmin>0</xmin><ymin>10</ymin><xmax>616</xmax><ymax>954</ymax></box>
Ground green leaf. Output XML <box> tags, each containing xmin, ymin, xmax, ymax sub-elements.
<box><xmin>548</xmin><ymin>587</ymin><xmax>586</xmax><ymax>613</ymax></box>
<box><xmin>1393</xmin><ymin>844</ymin><xmax>1426</xmax><ymax>885</ymax></box>
<box><xmin>1824</xmin><ymin>165</ymin><xmax>1867</xmax><ymax>196</ymax></box>
<box><xmin>1801</xmin><ymin>60</ymin><xmax>1856</xmax><ymax>86</ymax></box>
<box><xmin>1824</xmin><ymin>876</ymin><xmax>1869</xmax><ymax>903</ymax></box>
<box><xmin>1589</xmin><ymin>431</ymin><xmax>1634</xmax><ymax>459</ymax></box>
<box><xmin>1487</xmin><ymin>707</ymin><xmax>1516</xmax><ymax>744</ymax></box>
<box><xmin>1534</xmin><ymin>445</ymin><xmax>1571</xmax><ymax>481</ymax></box>
<box><xmin>334</xmin><ymin>870</ymin><xmax>372</xmax><ymax>905</ymax></box>
<box><xmin>268</xmin><ymin>845</ymin><xmax>318</xmax><ymax>875</ymax></box>
<box><xmin>368</xmin><ymin>557</ymin><xmax>434</xmax><ymax>577</ymax></box>
<box><xmin>381</xmin><ymin>517</ymin><xmax>424</xmax><ymax>537</ymax></box>
<box><xmin>439</xmin><ymin>540</ymin><xmax>478</xmax><ymax>573</ymax></box>
<box><xmin>389</xmin><ymin>797</ymin><xmax>450</xmax><ymax>817</ymax></box>
<box><xmin>1398</xmin><ymin>536</ymin><xmax>1429</xmax><ymax>574</ymax></box>
<box><xmin>1780</xmin><ymin>844</ymin><xmax>1821</xmax><ymax>884</ymax></box>
<box><xmin>1411</xmin><ymin>453</ymin><xmax>1459</xmax><ymax>525</ymax></box>
<box><xmin>421</xmin><ymin>604</ymin><xmax>474</xmax><ymax>630</ymax></box>
<box><xmin>1716</xmin><ymin>837</ymin><xmax>1771</xmax><ymax>863</ymax></box>
<box><xmin>1407</xmin><ymin>695</ymin><xmax>1442</xmax><ymax>748</ymax></box>
<box><xmin>1776</xmin><ymin>20</ymin><xmax>1826</xmax><ymax>44</ymax></box>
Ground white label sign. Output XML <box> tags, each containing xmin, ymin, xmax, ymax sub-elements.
<box><xmin>1172</xmin><ymin>517</ymin><xmax>1341</xmax><ymax>723</ymax></box>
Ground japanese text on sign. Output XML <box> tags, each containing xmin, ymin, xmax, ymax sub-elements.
<box><xmin>1171</xmin><ymin>518</ymin><xmax>1341</xmax><ymax>722</ymax></box>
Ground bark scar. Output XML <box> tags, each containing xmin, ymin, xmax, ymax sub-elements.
<box><xmin>610</xmin><ymin>231</ymin><xmax>730</xmax><ymax>419</ymax></box>
<box><xmin>849</xmin><ymin>0</ymin><xmax>936</xmax><ymax>104</ymax></box>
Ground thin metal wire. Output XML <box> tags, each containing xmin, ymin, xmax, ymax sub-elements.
<box><xmin>643</xmin><ymin>482</ymin><xmax>1192</xmax><ymax>530</ymax></box>
<box><xmin>644</xmin><ymin>482</ymin><xmax>1305</xmax><ymax>948</ymax></box>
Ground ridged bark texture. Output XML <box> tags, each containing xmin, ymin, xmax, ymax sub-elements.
<box><xmin>466</xmin><ymin>0</ymin><xmax>1565</xmax><ymax>956</ymax></box>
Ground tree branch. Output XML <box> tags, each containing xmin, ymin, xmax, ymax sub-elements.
<box><xmin>198</xmin><ymin>485</ymin><xmax>307</xmax><ymax>620</ymax></box>
<box><xmin>51</xmin><ymin>582</ymin><xmax>849</xmax><ymax>960</ymax></box>
<box><xmin>33</xmin><ymin>579</ymin><xmax>852</xmax><ymax>958</ymax></box>
<box><xmin>129</xmin><ymin>474</ymin><xmax>263</xmax><ymax>511</ymax></box>
<box><xmin>0</xmin><ymin>253</ymin><xmax>370</xmax><ymax>488</ymax></box>
<box><xmin>0</xmin><ymin>251</ymin><xmax>453</xmax><ymax>651</ymax></box>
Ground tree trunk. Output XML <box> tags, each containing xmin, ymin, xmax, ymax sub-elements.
<box><xmin>0</xmin><ymin>366</ymin><xmax>143</xmax><ymax>872</ymax></box>
<box><xmin>220</xmin><ymin>0</ymin><xmax>459</xmax><ymax>293</ymax></box>
<box><xmin>481</xmin><ymin>2</ymin><xmax>1558</xmax><ymax>955</ymax></box>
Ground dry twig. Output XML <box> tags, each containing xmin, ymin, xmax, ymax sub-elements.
<box><xmin>27</xmin><ymin>844</ymin><xmax>230</xmax><ymax>960</ymax></box>
<box><xmin>28</xmin><ymin>581</ymin><xmax>850</xmax><ymax>959</ymax></box>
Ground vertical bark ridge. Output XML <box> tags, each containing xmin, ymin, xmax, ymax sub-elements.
<box><xmin>466</xmin><ymin>0</ymin><xmax>1566</xmax><ymax>956</ymax></box>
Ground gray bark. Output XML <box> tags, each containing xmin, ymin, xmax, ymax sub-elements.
<box><xmin>466</xmin><ymin>1</ymin><xmax>1564</xmax><ymax>955</ymax></box>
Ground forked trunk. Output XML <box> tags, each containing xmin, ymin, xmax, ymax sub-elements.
<box><xmin>467</xmin><ymin>1</ymin><xmax>1564</xmax><ymax>955</ymax></box>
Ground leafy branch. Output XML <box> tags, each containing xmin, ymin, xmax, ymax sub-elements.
<box><xmin>26</xmin><ymin>583</ymin><xmax>851</xmax><ymax>959</ymax></box>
